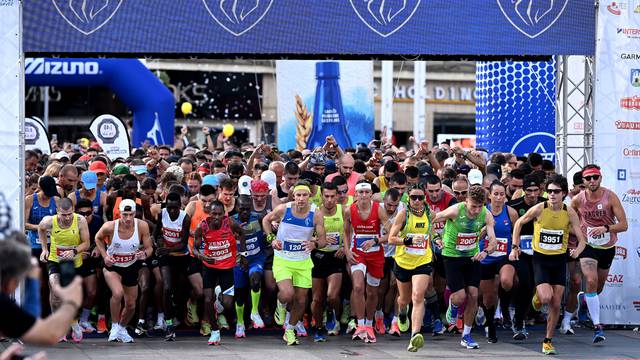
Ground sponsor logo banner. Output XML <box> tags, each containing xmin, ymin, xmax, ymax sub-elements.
<box><xmin>89</xmin><ymin>114</ymin><xmax>131</xmax><ymax>161</ymax></box>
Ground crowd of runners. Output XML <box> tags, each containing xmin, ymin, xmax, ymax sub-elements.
<box><xmin>23</xmin><ymin>134</ymin><xmax>627</xmax><ymax>355</ymax></box>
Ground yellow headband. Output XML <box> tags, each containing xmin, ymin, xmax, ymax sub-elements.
<box><xmin>293</xmin><ymin>185</ymin><xmax>311</xmax><ymax>193</ymax></box>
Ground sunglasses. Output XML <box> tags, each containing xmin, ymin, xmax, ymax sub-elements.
<box><xmin>409</xmin><ymin>195</ymin><xmax>425</xmax><ymax>201</ymax></box>
<box><xmin>584</xmin><ymin>175</ymin><xmax>600</xmax><ymax>181</ymax></box>
<box><xmin>546</xmin><ymin>189</ymin><xmax>563</xmax><ymax>194</ymax></box>
<box><xmin>453</xmin><ymin>190</ymin><xmax>468</xmax><ymax>196</ymax></box>
<box><xmin>78</xmin><ymin>211</ymin><xmax>93</xmax><ymax>217</ymax></box>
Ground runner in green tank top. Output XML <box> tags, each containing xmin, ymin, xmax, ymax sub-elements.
<box><xmin>432</xmin><ymin>185</ymin><xmax>497</xmax><ymax>350</ymax></box>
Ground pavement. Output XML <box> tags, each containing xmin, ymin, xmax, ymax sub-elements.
<box><xmin>4</xmin><ymin>327</ymin><xmax>640</xmax><ymax>360</ymax></box>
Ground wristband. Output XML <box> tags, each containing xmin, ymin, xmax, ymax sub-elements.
<box><xmin>482</xmin><ymin>249</ymin><xmax>489</xmax><ymax>255</ymax></box>
<box><xmin>373</xmin><ymin>237</ymin><xmax>380</xmax><ymax>245</ymax></box>
<box><xmin>403</xmin><ymin>237</ymin><xmax>413</xmax><ymax>246</ymax></box>
<box><xmin>72</xmin><ymin>248</ymin><xmax>78</xmax><ymax>255</ymax></box>
<box><xmin>604</xmin><ymin>224</ymin><xmax>610</xmax><ymax>232</ymax></box>
<box><xmin>512</xmin><ymin>244</ymin><xmax>519</xmax><ymax>250</ymax></box>
<box><xmin>267</xmin><ymin>233</ymin><xmax>276</xmax><ymax>243</ymax></box>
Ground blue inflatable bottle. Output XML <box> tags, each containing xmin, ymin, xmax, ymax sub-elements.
<box><xmin>306</xmin><ymin>62</ymin><xmax>352</xmax><ymax>150</ymax></box>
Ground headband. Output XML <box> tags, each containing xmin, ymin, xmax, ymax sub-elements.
<box><xmin>582</xmin><ymin>168</ymin><xmax>601</xmax><ymax>178</ymax></box>
<box><xmin>355</xmin><ymin>182</ymin><xmax>372</xmax><ymax>191</ymax></box>
<box><xmin>293</xmin><ymin>185</ymin><xmax>311</xmax><ymax>193</ymax></box>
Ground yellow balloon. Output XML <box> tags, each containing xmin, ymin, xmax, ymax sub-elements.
<box><xmin>181</xmin><ymin>102</ymin><xmax>192</xmax><ymax>116</ymax></box>
<box><xmin>222</xmin><ymin>123</ymin><xmax>235</xmax><ymax>138</ymax></box>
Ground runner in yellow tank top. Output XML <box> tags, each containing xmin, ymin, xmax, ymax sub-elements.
<box><xmin>38</xmin><ymin>198</ymin><xmax>90</xmax><ymax>343</ymax></box>
<box><xmin>388</xmin><ymin>184</ymin><xmax>433</xmax><ymax>353</ymax></box>
<box><xmin>510</xmin><ymin>175</ymin><xmax>586</xmax><ymax>355</ymax></box>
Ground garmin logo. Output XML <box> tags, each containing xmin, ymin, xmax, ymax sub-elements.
<box><xmin>25</xmin><ymin>58</ymin><xmax>100</xmax><ymax>75</ymax></box>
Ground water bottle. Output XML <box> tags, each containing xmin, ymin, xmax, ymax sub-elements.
<box><xmin>306</xmin><ymin>62</ymin><xmax>352</xmax><ymax>150</ymax></box>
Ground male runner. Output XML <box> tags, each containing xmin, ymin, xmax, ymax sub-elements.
<box><xmin>154</xmin><ymin>192</ymin><xmax>191</xmax><ymax>341</ymax></box>
<box><xmin>311</xmin><ymin>182</ymin><xmax>345</xmax><ymax>342</ymax></box>
<box><xmin>571</xmin><ymin>164</ymin><xmax>627</xmax><ymax>343</ymax></box>
<box><xmin>344</xmin><ymin>180</ymin><xmax>389</xmax><ymax>344</ymax></box>
<box><xmin>193</xmin><ymin>200</ymin><xmax>246</xmax><ymax>346</ymax></box>
<box><xmin>432</xmin><ymin>185</ymin><xmax>497</xmax><ymax>350</ymax></box>
<box><xmin>38</xmin><ymin>198</ymin><xmax>90</xmax><ymax>343</ymax></box>
<box><xmin>388</xmin><ymin>184</ymin><xmax>435</xmax><ymax>352</ymax></box>
<box><xmin>233</xmin><ymin>195</ymin><xmax>267</xmax><ymax>338</ymax></box>
<box><xmin>510</xmin><ymin>174</ymin><xmax>586</xmax><ymax>355</ymax></box>
<box><xmin>262</xmin><ymin>182</ymin><xmax>327</xmax><ymax>346</ymax></box>
<box><xmin>95</xmin><ymin>199</ymin><xmax>153</xmax><ymax>343</ymax></box>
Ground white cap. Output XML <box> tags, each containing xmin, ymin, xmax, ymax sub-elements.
<box><xmin>238</xmin><ymin>175</ymin><xmax>253</xmax><ymax>196</ymax></box>
<box><xmin>468</xmin><ymin>169</ymin><xmax>483</xmax><ymax>186</ymax></box>
<box><xmin>260</xmin><ymin>170</ymin><xmax>277</xmax><ymax>190</ymax></box>
<box><xmin>53</xmin><ymin>151</ymin><xmax>70</xmax><ymax>160</ymax></box>
<box><xmin>119</xmin><ymin>199</ymin><xmax>137</xmax><ymax>213</ymax></box>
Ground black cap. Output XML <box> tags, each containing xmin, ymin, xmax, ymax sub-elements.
<box><xmin>300</xmin><ymin>171</ymin><xmax>323</xmax><ymax>186</ymax></box>
<box><xmin>417</xmin><ymin>165</ymin><xmax>434</xmax><ymax>178</ymax></box>
<box><xmin>487</xmin><ymin>163</ymin><xmax>502</xmax><ymax>179</ymax></box>
<box><xmin>39</xmin><ymin>176</ymin><xmax>59</xmax><ymax>198</ymax></box>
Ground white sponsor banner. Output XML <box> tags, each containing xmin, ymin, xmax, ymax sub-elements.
<box><xmin>25</xmin><ymin>117</ymin><xmax>51</xmax><ymax>154</ymax></box>
<box><xmin>89</xmin><ymin>114</ymin><xmax>131</xmax><ymax>161</ymax></box>
<box><xmin>594</xmin><ymin>1</ymin><xmax>640</xmax><ymax>325</ymax></box>
<box><xmin>0</xmin><ymin>0</ymin><xmax>23</xmax><ymax>231</ymax></box>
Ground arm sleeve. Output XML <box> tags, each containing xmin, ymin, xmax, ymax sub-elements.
<box><xmin>0</xmin><ymin>294</ymin><xmax>36</xmax><ymax>339</ymax></box>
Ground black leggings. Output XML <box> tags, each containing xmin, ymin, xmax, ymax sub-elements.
<box><xmin>513</xmin><ymin>253</ymin><xmax>534</xmax><ymax>327</ymax></box>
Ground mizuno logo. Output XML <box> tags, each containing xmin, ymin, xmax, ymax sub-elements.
<box><xmin>25</xmin><ymin>58</ymin><xmax>100</xmax><ymax>76</ymax></box>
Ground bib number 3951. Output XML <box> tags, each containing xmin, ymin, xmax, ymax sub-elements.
<box><xmin>539</xmin><ymin>229</ymin><xmax>563</xmax><ymax>251</ymax></box>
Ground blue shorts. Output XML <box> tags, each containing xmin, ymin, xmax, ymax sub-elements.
<box><xmin>234</xmin><ymin>254</ymin><xmax>266</xmax><ymax>288</ymax></box>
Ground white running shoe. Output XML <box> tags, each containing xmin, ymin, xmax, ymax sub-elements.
<box><xmin>108</xmin><ymin>324</ymin><xmax>120</xmax><ymax>342</ymax></box>
<box><xmin>250</xmin><ymin>313</ymin><xmax>265</xmax><ymax>329</ymax></box>
<box><xmin>295</xmin><ymin>321</ymin><xmax>308</xmax><ymax>337</ymax></box>
<box><xmin>79</xmin><ymin>321</ymin><xmax>96</xmax><ymax>333</ymax></box>
<box><xmin>154</xmin><ymin>318</ymin><xmax>166</xmax><ymax>331</ymax></box>
<box><xmin>118</xmin><ymin>326</ymin><xmax>134</xmax><ymax>343</ymax></box>
<box><xmin>235</xmin><ymin>323</ymin><xmax>246</xmax><ymax>338</ymax></box>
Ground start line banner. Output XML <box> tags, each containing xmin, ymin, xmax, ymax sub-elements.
<box><xmin>23</xmin><ymin>0</ymin><xmax>594</xmax><ymax>56</ymax></box>
<box><xmin>594</xmin><ymin>1</ymin><xmax>640</xmax><ymax>325</ymax></box>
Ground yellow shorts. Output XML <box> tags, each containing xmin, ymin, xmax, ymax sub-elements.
<box><xmin>273</xmin><ymin>257</ymin><xmax>313</xmax><ymax>289</ymax></box>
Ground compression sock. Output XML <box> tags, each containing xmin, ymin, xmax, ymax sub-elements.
<box><xmin>251</xmin><ymin>289</ymin><xmax>261</xmax><ymax>314</ymax></box>
<box><xmin>585</xmin><ymin>293</ymin><xmax>601</xmax><ymax>326</ymax></box>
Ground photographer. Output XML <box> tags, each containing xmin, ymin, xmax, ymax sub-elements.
<box><xmin>0</xmin><ymin>234</ymin><xmax>83</xmax><ymax>345</ymax></box>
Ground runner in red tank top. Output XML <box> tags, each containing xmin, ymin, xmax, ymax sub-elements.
<box><xmin>570</xmin><ymin>164</ymin><xmax>628</xmax><ymax>344</ymax></box>
<box><xmin>193</xmin><ymin>200</ymin><xmax>246</xmax><ymax>346</ymax></box>
<box><xmin>344</xmin><ymin>181</ymin><xmax>389</xmax><ymax>344</ymax></box>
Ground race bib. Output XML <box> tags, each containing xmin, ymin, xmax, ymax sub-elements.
<box><xmin>587</xmin><ymin>227</ymin><xmax>610</xmax><ymax>246</ymax></box>
<box><xmin>489</xmin><ymin>237</ymin><xmax>508</xmax><ymax>257</ymax></box>
<box><xmin>404</xmin><ymin>233</ymin><xmax>428</xmax><ymax>256</ymax></box>
<box><xmin>539</xmin><ymin>228</ymin><xmax>564</xmax><ymax>251</ymax></box>
<box><xmin>55</xmin><ymin>245</ymin><xmax>74</xmax><ymax>257</ymax></box>
<box><xmin>520</xmin><ymin>235</ymin><xmax>533</xmax><ymax>255</ymax></box>
<box><xmin>283</xmin><ymin>240</ymin><xmax>305</xmax><ymax>252</ymax></box>
<box><xmin>112</xmin><ymin>253</ymin><xmax>135</xmax><ymax>264</ymax></box>
<box><xmin>456</xmin><ymin>232</ymin><xmax>478</xmax><ymax>252</ymax></box>
<box><xmin>355</xmin><ymin>234</ymin><xmax>379</xmax><ymax>253</ymax></box>
<box><xmin>325</xmin><ymin>232</ymin><xmax>340</xmax><ymax>252</ymax></box>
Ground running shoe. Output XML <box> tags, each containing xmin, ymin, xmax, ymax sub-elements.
<box><xmin>326</xmin><ymin>312</ymin><xmax>340</xmax><ymax>336</ymax></box>
<box><xmin>283</xmin><ymin>329</ymin><xmax>299</xmax><ymax>346</ymax></box>
<box><xmin>542</xmin><ymin>340</ymin><xmax>557</xmax><ymax>355</ymax></box>
<box><xmin>118</xmin><ymin>326</ymin><xmax>134</xmax><ymax>343</ymax></box>
<box><xmin>398</xmin><ymin>307</ymin><xmax>410</xmax><ymax>333</ymax></box>
<box><xmin>79</xmin><ymin>321</ymin><xmax>96</xmax><ymax>334</ymax></box>
<box><xmin>340</xmin><ymin>304</ymin><xmax>351</xmax><ymax>325</ymax></box>
<box><xmin>560</xmin><ymin>319</ymin><xmax>575</xmax><ymax>335</ymax></box>
<box><xmin>214</xmin><ymin>286</ymin><xmax>224</xmax><ymax>313</ymax></box>
<box><xmin>185</xmin><ymin>299</ymin><xmax>199</xmax><ymax>326</ymax></box>
<box><xmin>313</xmin><ymin>327</ymin><xmax>327</xmax><ymax>343</ymax></box>
<box><xmin>389</xmin><ymin>319</ymin><xmax>401</xmax><ymax>337</ymax></box>
<box><xmin>134</xmin><ymin>320</ymin><xmax>147</xmax><ymax>336</ymax></box>
<box><xmin>235</xmin><ymin>323</ymin><xmax>246</xmax><ymax>338</ymax></box>
<box><xmin>487</xmin><ymin>324</ymin><xmax>498</xmax><ymax>344</ymax></box>
<box><xmin>513</xmin><ymin>327</ymin><xmax>528</xmax><ymax>341</ymax></box>
<box><xmin>346</xmin><ymin>319</ymin><xmax>357</xmax><ymax>334</ymax></box>
<box><xmin>59</xmin><ymin>335</ymin><xmax>68</xmax><ymax>343</ymax></box>
<box><xmin>165</xmin><ymin>325</ymin><xmax>176</xmax><ymax>341</ymax></box>
<box><xmin>71</xmin><ymin>322</ymin><xmax>83</xmax><ymax>343</ymax></box>
<box><xmin>432</xmin><ymin>319</ymin><xmax>444</xmax><ymax>336</ymax></box>
<box><xmin>200</xmin><ymin>321</ymin><xmax>212</xmax><ymax>336</ymax></box>
<box><xmin>460</xmin><ymin>334</ymin><xmax>480</xmax><ymax>349</ymax></box>
<box><xmin>352</xmin><ymin>325</ymin><xmax>367</xmax><ymax>341</ymax></box>
<box><xmin>374</xmin><ymin>312</ymin><xmax>386</xmax><ymax>334</ymax></box>
<box><xmin>446</xmin><ymin>303</ymin><xmax>458</xmax><ymax>326</ymax></box>
<box><xmin>475</xmin><ymin>307</ymin><xmax>486</xmax><ymax>327</ymax></box>
<box><xmin>250</xmin><ymin>312</ymin><xmax>265</xmax><ymax>329</ymax></box>
<box><xmin>532</xmin><ymin>292</ymin><xmax>542</xmax><ymax>312</ymax></box>
<box><xmin>364</xmin><ymin>326</ymin><xmax>376</xmax><ymax>343</ymax></box>
<box><xmin>207</xmin><ymin>330</ymin><xmax>221</xmax><ymax>346</ymax></box>
<box><xmin>407</xmin><ymin>333</ymin><xmax>424</xmax><ymax>352</ymax></box>
<box><xmin>593</xmin><ymin>326</ymin><xmax>606</xmax><ymax>344</ymax></box>
<box><xmin>108</xmin><ymin>325</ymin><xmax>119</xmax><ymax>342</ymax></box>
<box><xmin>274</xmin><ymin>302</ymin><xmax>286</xmax><ymax>326</ymax></box>
<box><xmin>97</xmin><ymin>315</ymin><xmax>108</xmax><ymax>334</ymax></box>
<box><xmin>154</xmin><ymin>318</ymin><xmax>166</xmax><ymax>331</ymax></box>
<box><xmin>295</xmin><ymin>321</ymin><xmax>308</xmax><ymax>337</ymax></box>
<box><xmin>217</xmin><ymin>313</ymin><xmax>230</xmax><ymax>330</ymax></box>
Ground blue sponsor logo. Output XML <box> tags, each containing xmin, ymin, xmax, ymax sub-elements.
<box><xmin>632</xmin><ymin>69</ymin><xmax>640</xmax><ymax>87</ymax></box>
<box><xmin>510</xmin><ymin>132</ymin><xmax>556</xmax><ymax>162</ymax></box>
<box><xmin>618</xmin><ymin>169</ymin><xmax>628</xmax><ymax>181</ymax></box>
